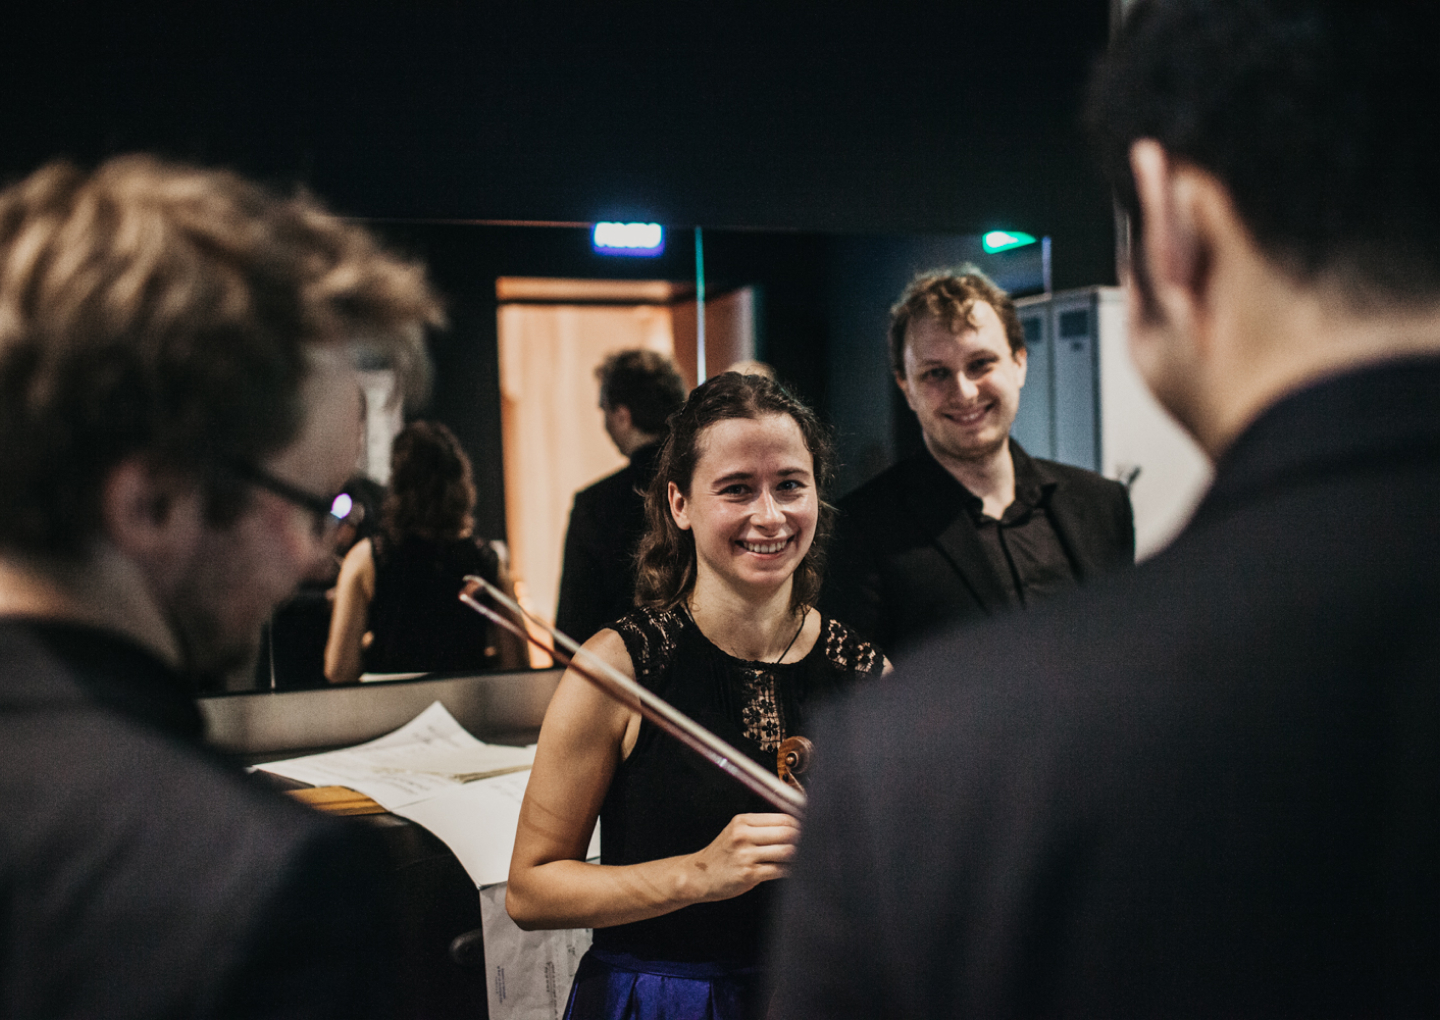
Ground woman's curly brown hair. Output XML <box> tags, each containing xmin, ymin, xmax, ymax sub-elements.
<box><xmin>381</xmin><ymin>421</ymin><xmax>476</xmax><ymax>540</ymax></box>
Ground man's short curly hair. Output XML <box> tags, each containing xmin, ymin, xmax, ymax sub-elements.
<box><xmin>887</xmin><ymin>266</ymin><xmax>1025</xmax><ymax>378</ymax></box>
<box><xmin>0</xmin><ymin>155</ymin><xmax>444</xmax><ymax>556</ymax></box>
<box><xmin>596</xmin><ymin>349</ymin><xmax>687</xmax><ymax>436</ymax></box>
<box><xmin>1087</xmin><ymin>0</ymin><xmax>1440</xmax><ymax>306</ymax></box>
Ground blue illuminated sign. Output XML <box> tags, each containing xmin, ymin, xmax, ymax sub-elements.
<box><xmin>593</xmin><ymin>222</ymin><xmax>665</xmax><ymax>256</ymax></box>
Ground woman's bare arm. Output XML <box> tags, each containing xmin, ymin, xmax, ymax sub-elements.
<box><xmin>505</xmin><ymin>628</ymin><xmax>800</xmax><ymax>931</ymax></box>
<box><xmin>324</xmin><ymin>539</ymin><xmax>375</xmax><ymax>685</ymax></box>
<box><xmin>487</xmin><ymin>541</ymin><xmax>530</xmax><ymax>671</ymax></box>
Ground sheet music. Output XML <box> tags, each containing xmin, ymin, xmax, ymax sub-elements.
<box><xmin>256</xmin><ymin>701</ymin><xmax>536</xmax><ymax>809</ymax></box>
<box><xmin>480</xmin><ymin>882</ymin><xmax>592</xmax><ymax>1020</ymax></box>
<box><xmin>258</xmin><ymin>702</ymin><xmax>602</xmax><ymax>1018</ymax></box>
<box><xmin>256</xmin><ymin>701</ymin><xmax>599</xmax><ymax>887</ymax></box>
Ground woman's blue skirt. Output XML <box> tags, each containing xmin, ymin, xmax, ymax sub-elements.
<box><xmin>562</xmin><ymin>948</ymin><xmax>764</xmax><ymax>1020</ymax></box>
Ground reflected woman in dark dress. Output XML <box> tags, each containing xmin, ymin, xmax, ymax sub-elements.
<box><xmin>324</xmin><ymin>420</ymin><xmax>525</xmax><ymax>683</ymax></box>
<box><xmin>507</xmin><ymin>374</ymin><xmax>886</xmax><ymax>1020</ymax></box>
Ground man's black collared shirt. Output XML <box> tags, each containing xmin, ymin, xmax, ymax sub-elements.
<box><xmin>960</xmin><ymin>445</ymin><xmax>1080</xmax><ymax>610</ymax></box>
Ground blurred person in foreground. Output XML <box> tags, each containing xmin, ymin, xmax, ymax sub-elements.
<box><xmin>555</xmin><ymin>348</ymin><xmax>687</xmax><ymax>643</ymax></box>
<box><xmin>771</xmin><ymin>0</ymin><xmax>1440</xmax><ymax>1015</ymax></box>
<box><xmin>325</xmin><ymin>420</ymin><xmax>525</xmax><ymax>683</ymax></box>
<box><xmin>0</xmin><ymin>155</ymin><xmax>441</xmax><ymax>1018</ymax></box>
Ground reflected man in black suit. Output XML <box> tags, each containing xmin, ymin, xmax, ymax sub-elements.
<box><xmin>0</xmin><ymin>156</ymin><xmax>442</xmax><ymax>1018</ymax></box>
<box><xmin>821</xmin><ymin>268</ymin><xmax>1133</xmax><ymax>658</ymax></box>
<box><xmin>555</xmin><ymin>348</ymin><xmax>686</xmax><ymax>642</ymax></box>
<box><xmin>773</xmin><ymin>0</ymin><xmax>1440</xmax><ymax>1015</ymax></box>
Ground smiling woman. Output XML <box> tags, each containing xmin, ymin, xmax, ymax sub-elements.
<box><xmin>667</xmin><ymin>412</ymin><xmax>820</xmax><ymax>601</ymax></box>
<box><xmin>633</xmin><ymin>374</ymin><xmax>833</xmax><ymax>617</ymax></box>
<box><xmin>505</xmin><ymin>372</ymin><xmax>886</xmax><ymax>1020</ymax></box>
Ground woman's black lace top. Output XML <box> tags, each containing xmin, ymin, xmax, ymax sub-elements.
<box><xmin>592</xmin><ymin>605</ymin><xmax>882</xmax><ymax>965</ymax></box>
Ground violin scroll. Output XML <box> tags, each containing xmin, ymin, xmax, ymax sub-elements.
<box><xmin>777</xmin><ymin>735</ymin><xmax>814</xmax><ymax>791</ymax></box>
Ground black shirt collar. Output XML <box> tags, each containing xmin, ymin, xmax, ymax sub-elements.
<box><xmin>1007</xmin><ymin>440</ymin><xmax>1057</xmax><ymax>514</ymax></box>
<box><xmin>928</xmin><ymin>439</ymin><xmax>1055</xmax><ymax>523</ymax></box>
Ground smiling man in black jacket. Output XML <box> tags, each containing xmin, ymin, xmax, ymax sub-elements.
<box><xmin>821</xmin><ymin>267</ymin><xmax>1134</xmax><ymax>659</ymax></box>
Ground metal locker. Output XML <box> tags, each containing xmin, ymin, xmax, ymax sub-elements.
<box><xmin>1012</xmin><ymin>309</ymin><xmax>1055</xmax><ymax>459</ymax></box>
<box><xmin>1016</xmin><ymin>286</ymin><xmax>1212</xmax><ymax>560</ymax></box>
<box><xmin>1050</xmin><ymin>293</ymin><xmax>1101</xmax><ymax>472</ymax></box>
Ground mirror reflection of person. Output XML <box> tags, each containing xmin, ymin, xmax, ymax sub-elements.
<box><xmin>263</xmin><ymin>474</ymin><xmax>388</xmax><ymax>690</ymax></box>
<box><xmin>0</xmin><ymin>155</ymin><xmax>441</xmax><ymax>1017</ymax></box>
<box><xmin>772</xmin><ymin>0</ymin><xmax>1440</xmax><ymax>1015</ymax></box>
<box><xmin>325</xmin><ymin>420</ymin><xmax>526</xmax><ymax>684</ymax></box>
<box><xmin>508</xmin><ymin>373</ymin><xmax>887</xmax><ymax>1020</ymax></box>
<box><xmin>554</xmin><ymin>349</ymin><xmax>687</xmax><ymax>644</ymax></box>
<box><xmin>820</xmin><ymin>267</ymin><xmax>1134</xmax><ymax>658</ymax></box>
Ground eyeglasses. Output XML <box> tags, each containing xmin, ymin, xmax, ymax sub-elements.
<box><xmin>226</xmin><ymin>461</ymin><xmax>352</xmax><ymax>539</ymax></box>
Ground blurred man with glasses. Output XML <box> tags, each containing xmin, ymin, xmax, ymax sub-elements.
<box><xmin>0</xmin><ymin>155</ymin><xmax>441</xmax><ymax>1018</ymax></box>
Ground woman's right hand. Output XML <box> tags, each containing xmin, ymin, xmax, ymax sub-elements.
<box><xmin>508</xmin><ymin>631</ymin><xmax>801</xmax><ymax>930</ymax></box>
<box><xmin>683</xmin><ymin>813</ymin><xmax>802</xmax><ymax>903</ymax></box>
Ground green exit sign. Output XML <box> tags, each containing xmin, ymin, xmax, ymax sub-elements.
<box><xmin>982</xmin><ymin>230</ymin><xmax>1037</xmax><ymax>253</ymax></box>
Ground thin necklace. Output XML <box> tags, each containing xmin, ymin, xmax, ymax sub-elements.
<box><xmin>772</xmin><ymin>608</ymin><xmax>808</xmax><ymax>664</ymax></box>
<box><xmin>683</xmin><ymin>603</ymin><xmax>809</xmax><ymax>663</ymax></box>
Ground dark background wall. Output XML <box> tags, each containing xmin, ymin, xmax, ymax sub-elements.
<box><xmin>1</xmin><ymin>3</ymin><xmax>1114</xmax><ymax>273</ymax></box>
<box><xmin>3</xmin><ymin>1</ymin><xmax>1116</xmax><ymax>537</ymax></box>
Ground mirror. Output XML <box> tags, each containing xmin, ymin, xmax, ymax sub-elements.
<box><xmin>227</xmin><ymin>221</ymin><xmax>1048</xmax><ymax>692</ymax></box>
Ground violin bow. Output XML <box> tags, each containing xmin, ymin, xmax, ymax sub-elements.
<box><xmin>459</xmin><ymin>575</ymin><xmax>806</xmax><ymax>818</ymax></box>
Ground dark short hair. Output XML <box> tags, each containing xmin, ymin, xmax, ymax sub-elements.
<box><xmin>596</xmin><ymin>349</ymin><xmax>687</xmax><ymax>435</ymax></box>
<box><xmin>1088</xmin><ymin>0</ymin><xmax>1440</xmax><ymax>305</ymax></box>
<box><xmin>634</xmin><ymin>372</ymin><xmax>835</xmax><ymax>613</ymax></box>
<box><xmin>887</xmin><ymin>266</ymin><xmax>1025</xmax><ymax>378</ymax></box>
<box><xmin>0</xmin><ymin>156</ymin><xmax>443</xmax><ymax>556</ymax></box>
<box><xmin>382</xmin><ymin>421</ymin><xmax>476</xmax><ymax>540</ymax></box>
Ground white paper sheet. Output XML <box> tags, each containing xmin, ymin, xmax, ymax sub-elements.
<box><xmin>480</xmin><ymin>882</ymin><xmax>592</xmax><ymax>1020</ymax></box>
<box><xmin>256</xmin><ymin>701</ymin><xmax>599</xmax><ymax>888</ymax></box>
<box><xmin>392</xmin><ymin>770</ymin><xmax>600</xmax><ymax>888</ymax></box>
<box><xmin>256</xmin><ymin>701</ymin><xmax>536</xmax><ymax>810</ymax></box>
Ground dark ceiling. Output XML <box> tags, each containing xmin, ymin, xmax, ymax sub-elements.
<box><xmin>2</xmin><ymin>2</ymin><xmax>1116</xmax><ymax>284</ymax></box>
